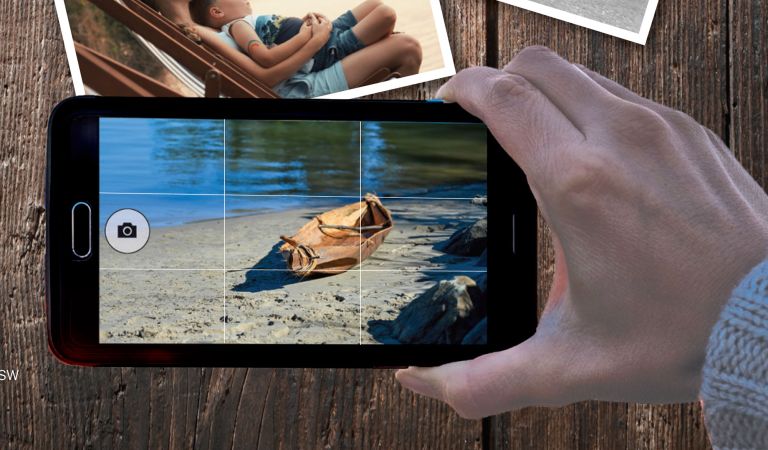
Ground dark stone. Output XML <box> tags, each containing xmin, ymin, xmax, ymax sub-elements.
<box><xmin>368</xmin><ymin>276</ymin><xmax>486</xmax><ymax>344</ymax></box>
<box><xmin>442</xmin><ymin>218</ymin><xmax>487</xmax><ymax>256</ymax></box>
<box><xmin>471</xmin><ymin>196</ymin><xmax>487</xmax><ymax>207</ymax></box>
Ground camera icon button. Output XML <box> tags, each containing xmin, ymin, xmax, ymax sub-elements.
<box><xmin>105</xmin><ymin>209</ymin><xmax>150</xmax><ymax>254</ymax></box>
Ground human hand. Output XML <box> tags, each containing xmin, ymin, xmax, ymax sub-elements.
<box><xmin>395</xmin><ymin>46</ymin><xmax>768</xmax><ymax>419</ymax></box>
<box><xmin>298</xmin><ymin>17</ymin><xmax>313</xmax><ymax>41</ymax></box>
<box><xmin>303</xmin><ymin>11</ymin><xmax>330</xmax><ymax>23</ymax></box>
<box><xmin>309</xmin><ymin>14</ymin><xmax>332</xmax><ymax>47</ymax></box>
<box><xmin>314</xmin><ymin>12</ymin><xmax>330</xmax><ymax>23</ymax></box>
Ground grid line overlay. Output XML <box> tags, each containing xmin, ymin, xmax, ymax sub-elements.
<box><xmin>98</xmin><ymin>119</ymin><xmax>488</xmax><ymax>345</ymax></box>
<box><xmin>359</xmin><ymin>121</ymin><xmax>363</xmax><ymax>345</ymax></box>
<box><xmin>223</xmin><ymin>119</ymin><xmax>227</xmax><ymax>343</ymax></box>
<box><xmin>99</xmin><ymin>192</ymin><xmax>480</xmax><ymax>201</ymax></box>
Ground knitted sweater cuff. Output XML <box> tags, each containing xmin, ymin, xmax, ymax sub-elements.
<box><xmin>700</xmin><ymin>258</ymin><xmax>768</xmax><ymax>450</ymax></box>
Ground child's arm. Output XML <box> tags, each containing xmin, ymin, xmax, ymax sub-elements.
<box><xmin>196</xmin><ymin>19</ymin><xmax>331</xmax><ymax>87</ymax></box>
<box><xmin>229</xmin><ymin>19</ymin><xmax>313</xmax><ymax>68</ymax></box>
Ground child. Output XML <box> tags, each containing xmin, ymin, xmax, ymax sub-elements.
<box><xmin>191</xmin><ymin>0</ymin><xmax>397</xmax><ymax>72</ymax></box>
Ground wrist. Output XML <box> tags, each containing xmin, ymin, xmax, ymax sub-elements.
<box><xmin>699</xmin><ymin>258</ymin><xmax>768</xmax><ymax>448</ymax></box>
<box><xmin>310</xmin><ymin>35</ymin><xmax>324</xmax><ymax>50</ymax></box>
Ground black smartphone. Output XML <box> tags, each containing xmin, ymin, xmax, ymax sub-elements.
<box><xmin>46</xmin><ymin>96</ymin><xmax>537</xmax><ymax>367</ymax></box>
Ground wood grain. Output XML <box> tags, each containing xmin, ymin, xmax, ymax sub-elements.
<box><xmin>1</xmin><ymin>0</ymin><xmax>485</xmax><ymax>448</ymax></box>
<box><xmin>729</xmin><ymin>0</ymin><xmax>767</xmax><ymax>188</ymax></box>
<box><xmin>1</xmin><ymin>0</ymin><xmax>766</xmax><ymax>447</ymax></box>
<box><xmin>492</xmin><ymin>0</ymin><xmax>731</xmax><ymax>447</ymax></box>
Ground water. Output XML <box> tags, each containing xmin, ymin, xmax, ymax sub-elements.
<box><xmin>100</xmin><ymin>118</ymin><xmax>487</xmax><ymax>227</ymax></box>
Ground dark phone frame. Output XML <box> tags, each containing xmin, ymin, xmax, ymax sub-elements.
<box><xmin>46</xmin><ymin>96</ymin><xmax>537</xmax><ymax>367</ymax></box>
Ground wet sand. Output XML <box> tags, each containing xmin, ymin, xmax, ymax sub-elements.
<box><xmin>100</xmin><ymin>188</ymin><xmax>487</xmax><ymax>344</ymax></box>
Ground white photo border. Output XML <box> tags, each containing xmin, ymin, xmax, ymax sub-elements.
<box><xmin>497</xmin><ymin>0</ymin><xmax>660</xmax><ymax>45</ymax></box>
<box><xmin>54</xmin><ymin>0</ymin><xmax>456</xmax><ymax>98</ymax></box>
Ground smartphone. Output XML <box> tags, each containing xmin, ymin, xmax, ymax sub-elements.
<box><xmin>46</xmin><ymin>97</ymin><xmax>537</xmax><ymax>367</ymax></box>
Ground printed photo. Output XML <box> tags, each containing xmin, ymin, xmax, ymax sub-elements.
<box><xmin>55</xmin><ymin>0</ymin><xmax>455</xmax><ymax>98</ymax></box>
<box><xmin>499</xmin><ymin>0</ymin><xmax>659</xmax><ymax>44</ymax></box>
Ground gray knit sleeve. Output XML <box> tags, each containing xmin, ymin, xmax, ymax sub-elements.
<box><xmin>700</xmin><ymin>259</ymin><xmax>768</xmax><ymax>450</ymax></box>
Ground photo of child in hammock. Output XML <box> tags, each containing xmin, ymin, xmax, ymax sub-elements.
<box><xmin>190</xmin><ymin>0</ymin><xmax>417</xmax><ymax>97</ymax></box>
<box><xmin>58</xmin><ymin>0</ymin><xmax>453</xmax><ymax>98</ymax></box>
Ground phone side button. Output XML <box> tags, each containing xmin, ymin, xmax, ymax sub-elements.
<box><xmin>71</xmin><ymin>201</ymin><xmax>92</xmax><ymax>259</ymax></box>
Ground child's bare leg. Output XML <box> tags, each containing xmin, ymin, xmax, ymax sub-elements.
<box><xmin>350</xmin><ymin>2</ymin><xmax>397</xmax><ymax>45</ymax></box>
<box><xmin>341</xmin><ymin>34</ymin><xmax>422</xmax><ymax>87</ymax></box>
<box><xmin>350</xmin><ymin>0</ymin><xmax>387</xmax><ymax>22</ymax></box>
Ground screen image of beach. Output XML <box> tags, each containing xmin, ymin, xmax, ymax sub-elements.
<box><xmin>99</xmin><ymin>118</ymin><xmax>489</xmax><ymax>344</ymax></box>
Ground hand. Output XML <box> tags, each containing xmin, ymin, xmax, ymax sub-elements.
<box><xmin>309</xmin><ymin>14</ymin><xmax>332</xmax><ymax>47</ymax></box>
<box><xmin>312</xmin><ymin>12</ymin><xmax>330</xmax><ymax>23</ymax></box>
<box><xmin>395</xmin><ymin>46</ymin><xmax>768</xmax><ymax>419</ymax></box>
<box><xmin>298</xmin><ymin>18</ymin><xmax>312</xmax><ymax>41</ymax></box>
<box><xmin>302</xmin><ymin>12</ymin><xmax>329</xmax><ymax>23</ymax></box>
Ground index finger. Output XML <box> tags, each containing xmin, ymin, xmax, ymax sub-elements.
<box><xmin>503</xmin><ymin>46</ymin><xmax>627</xmax><ymax>135</ymax></box>
<box><xmin>436</xmin><ymin>66</ymin><xmax>584</xmax><ymax>189</ymax></box>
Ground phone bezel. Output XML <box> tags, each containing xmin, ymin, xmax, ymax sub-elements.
<box><xmin>46</xmin><ymin>96</ymin><xmax>537</xmax><ymax>367</ymax></box>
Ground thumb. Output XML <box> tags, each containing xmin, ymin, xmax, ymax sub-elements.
<box><xmin>395</xmin><ymin>336</ymin><xmax>576</xmax><ymax>419</ymax></box>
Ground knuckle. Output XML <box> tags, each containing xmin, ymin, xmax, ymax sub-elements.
<box><xmin>382</xmin><ymin>5</ymin><xmax>397</xmax><ymax>22</ymax></box>
<box><xmin>505</xmin><ymin>46</ymin><xmax>557</xmax><ymax>71</ymax></box>
<box><xmin>484</xmin><ymin>73</ymin><xmax>537</xmax><ymax>109</ymax></box>
<box><xmin>553</xmin><ymin>151</ymin><xmax>617</xmax><ymax>204</ymax></box>
<box><xmin>611</xmin><ymin>101</ymin><xmax>673</xmax><ymax>136</ymax></box>
<box><xmin>664</xmin><ymin>109</ymin><xmax>699</xmax><ymax>134</ymax></box>
<box><xmin>516</xmin><ymin>45</ymin><xmax>556</xmax><ymax>62</ymax></box>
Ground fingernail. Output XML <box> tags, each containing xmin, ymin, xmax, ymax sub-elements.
<box><xmin>435</xmin><ymin>83</ymin><xmax>455</xmax><ymax>103</ymax></box>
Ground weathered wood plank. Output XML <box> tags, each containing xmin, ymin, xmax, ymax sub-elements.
<box><xmin>0</xmin><ymin>0</ymin><xmax>486</xmax><ymax>448</ymax></box>
<box><xmin>5</xmin><ymin>0</ymin><xmax>764</xmax><ymax>447</ymax></box>
<box><xmin>1</xmin><ymin>0</ymin><xmax>78</xmax><ymax>447</ymax></box>
<box><xmin>491</xmin><ymin>0</ymin><xmax>730</xmax><ymax>447</ymax></box>
<box><xmin>729</xmin><ymin>0</ymin><xmax>767</xmax><ymax>189</ymax></box>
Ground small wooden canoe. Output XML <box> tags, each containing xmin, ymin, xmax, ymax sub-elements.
<box><xmin>279</xmin><ymin>194</ymin><xmax>394</xmax><ymax>277</ymax></box>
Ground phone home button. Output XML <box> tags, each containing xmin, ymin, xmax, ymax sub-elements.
<box><xmin>71</xmin><ymin>202</ymin><xmax>92</xmax><ymax>259</ymax></box>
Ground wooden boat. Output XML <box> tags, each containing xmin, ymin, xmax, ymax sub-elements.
<box><xmin>279</xmin><ymin>194</ymin><xmax>394</xmax><ymax>277</ymax></box>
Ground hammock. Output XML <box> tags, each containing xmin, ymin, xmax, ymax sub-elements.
<box><xmin>79</xmin><ymin>0</ymin><xmax>400</xmax><ymax>98</ymax></box>
<box><xmin>125</xmin><ymin>15</ymin><xmax>206</xmax><ymax>96</ymax></box>
<box><xmin>84</xmin><ymin>0</ymin><xmax>279</xmax><ymax>97</ymax></box>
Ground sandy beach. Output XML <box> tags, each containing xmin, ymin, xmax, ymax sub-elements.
<box><xmin>100</xmin><ymin>186</ymin><xmax>487</xmax><ymax>344</ymax></box>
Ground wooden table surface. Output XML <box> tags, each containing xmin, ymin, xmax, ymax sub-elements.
<box><xmin>1</xmin><ymin>0</ymin><xmax>766</xmax><ymax>448</ymax></box>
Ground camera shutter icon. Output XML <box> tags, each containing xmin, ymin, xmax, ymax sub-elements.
<box><xmin>105</xmin><ymin>209</ymin><xmax>150</xmax><ymax>254</ymax></box>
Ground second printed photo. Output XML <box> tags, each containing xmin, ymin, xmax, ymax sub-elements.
<box><xmin>55</xmin><ymin>0</ymin><xmax>455</xmax><ymax>99</ymax></box>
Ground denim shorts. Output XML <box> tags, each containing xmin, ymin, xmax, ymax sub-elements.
<box><xmin>275</xmin><ymin>60</ymin><xmax>349</xmax><ymax>98</ymax></box>
<box><xmin>311</xmin><ymin>10</ymin><xmax>365</xmax><ymax>72</ymax></box>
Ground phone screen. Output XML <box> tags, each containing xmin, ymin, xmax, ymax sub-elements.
<box><xmin>98</xmin><ymin>118</ymin><xmax>491</xmax><ymax>345</ymax></box>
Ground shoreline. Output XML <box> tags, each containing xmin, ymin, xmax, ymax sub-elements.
<box><xmin>127</xmin><ymin>182</ymin><xmax>487</xmax><ymax>229</ymax></box>
<box><xmin>100</xmin><ymin>187</ymin><xmax>487</xmax><ymax>344</ymax></box>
